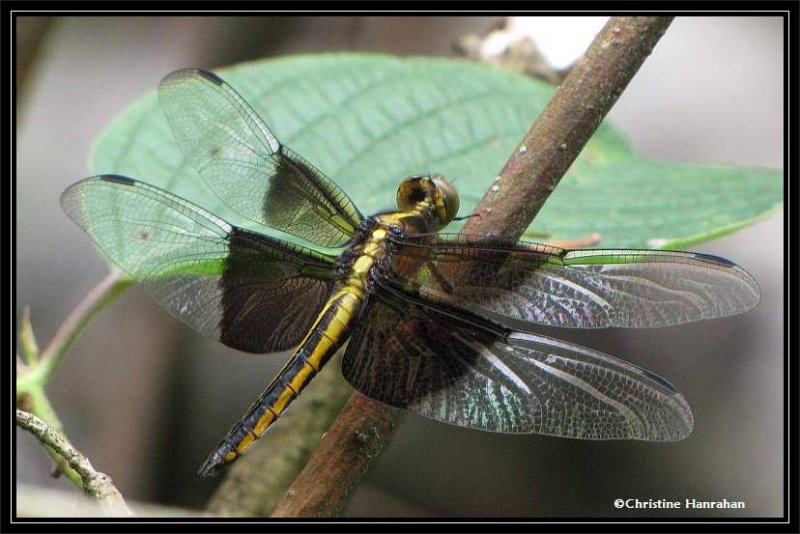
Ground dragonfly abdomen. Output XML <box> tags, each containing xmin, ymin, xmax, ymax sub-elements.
<box><xmin>198</xmin><ymin>287</ymin><xmax>365</xmax><ymax>477</ymax></box>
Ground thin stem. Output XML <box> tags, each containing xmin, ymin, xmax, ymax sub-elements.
<box><xmin>16</xmin><ymin>409</ymin><xmax>133</xmax><ymax>516</ymax></box>
<box><xmin>16</xmin><ymin>268</ymin><xmax>132</xmax><ymax>488</ymax></box>
<box><xmin>270</xmin><ymin>16</ymin><xmax>675</xmax><ymax>517</ymax></box>
<box><xmin>17</xmin><ymin>269</ymin><xmax>132</xmax><ymax>394</ymax></box>
<box><xmin>19</xmin><ymin>307</ymin><xmax>39</xmax><ymax>366</ymax></box>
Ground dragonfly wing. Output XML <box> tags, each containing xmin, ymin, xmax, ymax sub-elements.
<box><xmin>390</xmin><ymin>234</ymin><xmax>760</xmax><ymax>329</ymax></box>
<box><xmin>158</xmin><ymin>68</ymin><xmax>363</xmax><ymax>248</ymax></box>
<box><xmin>342</xmin><ymin>285</ymin><xmax>693</xmax><ymax>441</ymax></box>
<box><xmin>61</xmin><ymin>175</ymin><xmax>336</xmax><ymax>353</ymax></box>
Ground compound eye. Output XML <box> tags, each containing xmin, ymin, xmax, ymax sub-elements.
<box><xmin>432</xmin><ymin>177</ymin><xmax>460</xmax><ymax>224</ymax></box>
<box><xmin>396</xmin><ymin>176</ymin><xmax>430</xmax><ymax>210</ymax></box>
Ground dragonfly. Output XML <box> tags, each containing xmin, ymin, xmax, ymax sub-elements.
<box><xmin>61</xmin><ymin>68</ymin><xmax>761</xmax><ymax>477</ymax></box>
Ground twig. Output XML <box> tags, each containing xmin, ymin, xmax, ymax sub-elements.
<box><xmin>16</xmin><ymin>410</ymin><xmax>133</xmax><ymax>516</ymax></box>
<box><xmin>17</xmin><ymin>268</ymin><xmax>132</xmax><ymax>487</ymax></box>
<box><xmin>19</xmin><ymin>307</ymin><xmax>39</xmax><ymax>366</ymax></box>
<box><xmin>270</xmin><ymin>16</ymin><xmax>675</xmax><ymax>517</ymax></box>
<box><xmin>19</xmin><ymin>387</ymin><xmax>82</xmax><ymax>487</ymax></box>
<box><xmin>17</xmin><ymin>269</ymin><xmax>132</xmax><ymax>394</ymax></box>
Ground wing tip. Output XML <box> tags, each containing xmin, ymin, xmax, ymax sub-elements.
<box><xmin>160</xmin><ymin>67</ymin><xmax>224</xmax><ymax>89</ymax></box>
<box><xmin>194</xmin><ymin>68</ymin><xmax>225</xmax><ymax>86</ymax></box>
<box><xmin>691</xmin><ymin>251</ymin><xmax>737</xmax><ymax>268</ymax></box>
<box><xmin>98</xmin><ymin>174</ymin><xmax>137</xmax><ymax>186</ymax></box>
<box><xmin>659</xmin><ymin>392</ymin><xmax>694</xmax><ymax>442</ymax></box>
<box><xmin>640</xmin><ymin>367</ymin><xmax>681</xmax><ymax>395</ymax></box>
<box><xmin>688</xmin><ymin>252</ymin><xmax>762</xmax><ymax>309</ymax></box>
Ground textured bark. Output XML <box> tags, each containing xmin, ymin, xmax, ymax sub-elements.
<box><xmin>270</xmin><ymin>394</ymin><xmax>398</xmax><ymax>517</ymax></box>
<box><xmin>16</xmin><ymin>410</ymin><xmax>133</xmax><ymax>516</ymax></box>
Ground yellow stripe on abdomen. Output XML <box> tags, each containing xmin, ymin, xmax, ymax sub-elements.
<box><xmin>198</xmin><ymin>286</ymin><xmax>366</xmax><ymax>477</ymax></box>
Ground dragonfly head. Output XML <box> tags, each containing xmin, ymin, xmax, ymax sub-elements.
<box><xmin>396</xmin><ymin>174</ymin><xmax>460</xmax><ymax>228</ymax></box>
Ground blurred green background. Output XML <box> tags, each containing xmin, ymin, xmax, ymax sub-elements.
<box><xmin>16</xmin><ymin>16</ymin><xmax>784</xmax><ymax>517</ymax></box>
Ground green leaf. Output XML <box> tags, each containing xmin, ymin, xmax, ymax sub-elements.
<box><xmin>90</xmin><ymin>53</ymin><xmax>782</xmax><ymax>249</ymax></box>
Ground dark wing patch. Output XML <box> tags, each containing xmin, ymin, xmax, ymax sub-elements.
<box><xmin>61</xmin><ymin>176</ymin><xmax>336</xmax><ymax>354</ymax></box>
<box><xmin>158</xmin><ymin>68</ymin><xmax>363</xmax><ymax>248</ymax></box>
<box><xmin>342</xmin><ymin>285</ymin><xmax>693</xmax><ymax>440</ymax></box>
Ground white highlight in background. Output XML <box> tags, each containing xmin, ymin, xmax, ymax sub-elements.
<box><xmin>506</xmin><ymin>17</ymin><xmax>609</xmax><ymax>69</ymax></box>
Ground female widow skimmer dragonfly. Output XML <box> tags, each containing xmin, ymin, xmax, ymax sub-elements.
<box><xmin>61</xmin><ymin>68</ymin><xmax>760</xmax><ymax>477</ymax></box>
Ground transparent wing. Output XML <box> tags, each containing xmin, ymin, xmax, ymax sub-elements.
<box><xmin>342</xmin><ymin>286</ymin><xmax>692</xmax><ymax>440</ymax></box>
<box><xmin>61</xmin><ymin>175</ymin><xmax>336</xmax><ymax>353</ymax></box>
<box><xmin>158</xmin><ymin>68</ymin><xmax>363</xmax><ymax>248</ymax></box>
<box><xmin>389</xmin><ymin>234</ymin><xmax>760</xmax><ymax>329</ymax></box>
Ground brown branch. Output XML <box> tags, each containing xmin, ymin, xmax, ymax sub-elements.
<box><xmin>270</xmin><ymin>16</ymin><xmax>675</xmax><ymax>517</ymax></box>
<box><xmin>270</xmin><ymin>394</ymin><xmax>398</xmax><ymax>517</ymax></box>
<box><xmin>16</xmin><ymin>409</ymin><xmax>133</xmax><ymax>517</ymax></box>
